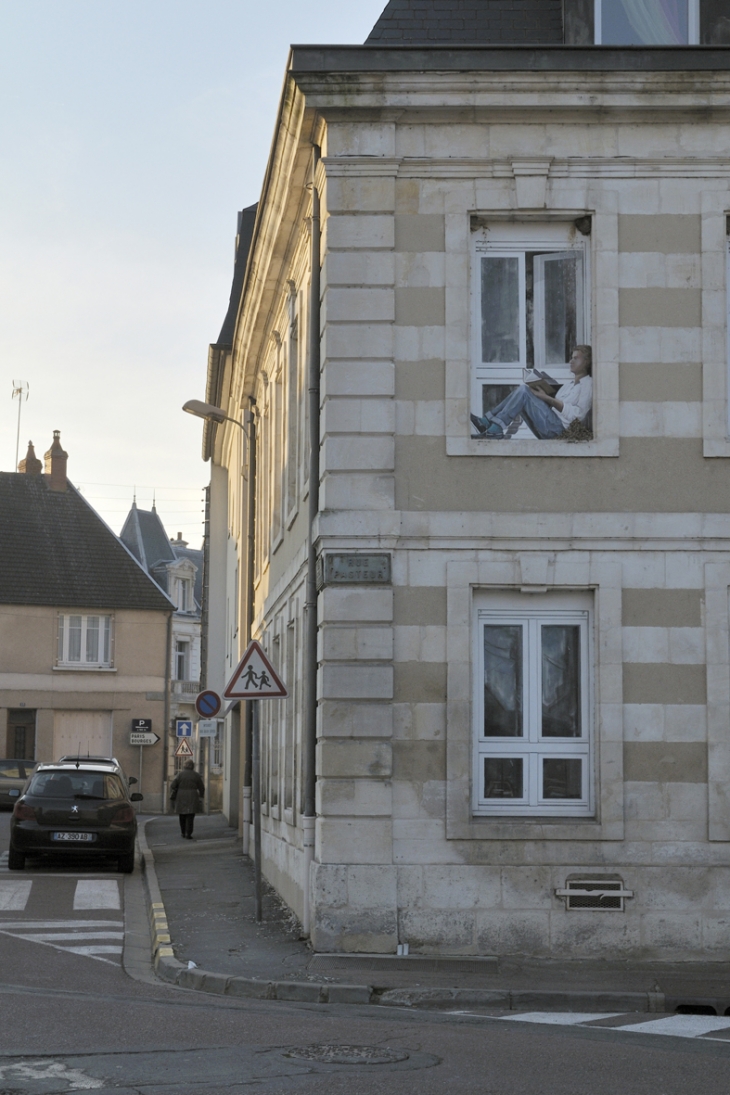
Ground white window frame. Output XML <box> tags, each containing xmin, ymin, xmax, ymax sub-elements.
<box><xmin>471</xmin><ymin>223</ymin><xmax>590</xmax><ymax>435</ymax></box>
<box><xmin>174</xmin><ymin>639</ymin><xmax>190</xmax><ymax>681</ymax></box>
<box><xmin>472</xmin><ymin>591</ymin><xmax>594</xmax><ymax>818</ymax></box>
<box><xmin>594</xmin><ymin>0</ymin><xmax>700</xmax><ymax>44</ymax></box>
<box><xmin>57</xmin><ymin>614</ymin><xmax>113</xmax><ymax>668</ymax></box>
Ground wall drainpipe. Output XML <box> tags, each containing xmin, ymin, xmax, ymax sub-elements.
<box><xmin>242</xmin><ymin>397</ymin><xmax>257</xmax><ymax>858</ymax></box>
<box><xmin>302</xmin><ymin>146</ymin><xmax>321</xmax><ymax>939</ymax></box>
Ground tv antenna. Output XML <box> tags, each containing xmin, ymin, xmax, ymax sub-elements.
<box><xmin>11</xmin><ymin>380</ymin><xmax>29</xmax><ymax>471</ymax></box>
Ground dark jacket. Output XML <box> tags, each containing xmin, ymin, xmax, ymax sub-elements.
<box><xmin>170</xmin><ymin>768</ymin><xmax>205</xmax><ymax>815</ymax></box>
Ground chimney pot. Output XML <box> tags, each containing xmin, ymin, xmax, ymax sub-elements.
<box><xmin>18</xmin><ymin>440</ymin><xmax>42</xmax><ymax>475</ymax></box>
<box><xmin>44</xmin><ymin>430</ymin><xmax>68</xmax><ymax>492</ymax></box>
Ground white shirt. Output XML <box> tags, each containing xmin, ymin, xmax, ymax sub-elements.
<box><xmin>555</xmin><ymin>375</ymin><xmax>592</xmax><ymax>428</ymax></box>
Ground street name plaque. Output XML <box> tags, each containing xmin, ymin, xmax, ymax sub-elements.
<box><xmin>317</xmin><ymin>552</ymin><xmax>391</xmax><ymax>589</ymax></box>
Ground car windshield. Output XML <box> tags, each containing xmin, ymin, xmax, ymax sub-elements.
<box><xmin>28</xmin><ymin>772</ymin><xmax>126</xmax><ymax>801</ymax></box>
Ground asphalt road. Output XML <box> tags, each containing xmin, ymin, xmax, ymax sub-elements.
<box><xmin>0</xmin><ymin>811</ymin><xmax>729</xmax><ymax>1094</ymax></box>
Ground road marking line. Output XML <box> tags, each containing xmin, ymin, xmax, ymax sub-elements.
<box><xmin>622</xmin><ymin>1014</ymin><xmax>730</xmax><ymax>1038</ymax></box>
<box><xmin>499</xmin><ymin>1012</ymin><xmax>624</xmax><ymax>1027</ymax></box>
<box><xmin>0</xmin><ymin>880</ymin><xmax>32</xmax><ymax>910</ymax></box>
<box><xmin>21</xmin><ymin>931</ymin><xmax>124</xmax><ymax>942</ymax></box>
<box><xmin>0</xmin><ymin>920</ymin><xmax>123</xmax><ymax>929</ymax></box>
<box><xmin>63</xmin><ymin>945</ymin><xmax>123</xmax><ymax>956</ymax></box>
<box><xmin>73</xmin><ymin>879</ymin><xmax>120</xmax><ymax>910</ymax></box>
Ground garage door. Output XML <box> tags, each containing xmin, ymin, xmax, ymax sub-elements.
<box><xmin>53</xmin><ymin>711</ymin><xmax>112</xmax><ymax>761</ymax></box>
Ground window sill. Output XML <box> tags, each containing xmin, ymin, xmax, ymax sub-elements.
<box><xmin>53</xmin><ymin>665</ymin><xmax>117</xmax><ymax>673</ymax></box>
<box><xmin>448</xmin><ymin>815</ymin><xmax>623</xmax><ymax>841</ymax></box>
<box><xmin>448</xmin><ymin>436</ymin><xmax>619</xmax><ymax>458</ymax></box>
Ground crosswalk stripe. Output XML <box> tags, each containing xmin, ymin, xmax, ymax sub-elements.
<box><xmin>0</xmin><ymin>920</ymin><xmax>123</xmax><ymax>929</ymax></box>
<box><xmin>73</xmin><ymin>879</ymin><xmax>120</xmax><ymax>910</ymax></box>
<box><xmin>622</xmin><ymin>1014</ymin><xmax>730</xmax><ymax>1038</ymax></box>
<box><xmin>20</xmin><ymin>932</ymin><xmax>124</xmax><ymax>942</ymax></box>
<box><xmin>497</xmin><ymin>1012</ymin><xmax>730</xmax><ymax>1041</ymax></box>
<box><xmin>0</xmin><ymin>881</ymin><xmax>32</xmax><ymax>911</ymax></box>
<box><xmin>63</xmin><ymin>945</ymin><xmax>123</xmax><ymax>956</ymax></box>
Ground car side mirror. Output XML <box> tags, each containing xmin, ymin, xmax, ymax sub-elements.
<box><xmin>130</xmin><ymin>792</ymin><xmax>144</xmax><ymax>802</ymax></box>
<box><xmin>128</xmin><ymin>776</ymin><xmax>138</xmax><ymax>785</ymax></box>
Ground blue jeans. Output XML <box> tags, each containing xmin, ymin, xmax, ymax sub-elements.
<box><xmin>479</xmin><ymin>385</ymin><xmax>564</xmax><ymax>439</ymax></box>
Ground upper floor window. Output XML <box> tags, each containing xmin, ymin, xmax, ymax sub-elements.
<box><xmin>57</xmin><ymin>614</ymin><xmax>112</xmax><ymax>668</ymax></box>
<box><xmin>175</xmin><ymin>639</ymin><xmax>190</xmax><ymax>681</ymax></box>
<box><xmin>471</xmin><ymin>221</ymin><xmax>592</xmax><ymax>442</ymax></box>
<box><xmin>595</xmin><ymin>0</ymin><xmax>700</xmax><ymax>44</ymax></box>
<box><xmin>473</xmin><ymin>592</ymin><xmax>593</xmax><ymax>818</ymax></box>
<box><xmin>176</xmin><ymin>578</ymin><xmax>192</xmax><ymax>612</ymax></box>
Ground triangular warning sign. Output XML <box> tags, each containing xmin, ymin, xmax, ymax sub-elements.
<box><xmin>174</xmin><ymin>738</ymin><xmax>194</xmax><ymax>758</ymax></box>
<box><xmin>224</xmin><ymin>640</ymin><xmax>288</xmax><ymax>699</ymax></box>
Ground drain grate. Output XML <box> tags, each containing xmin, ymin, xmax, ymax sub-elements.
<box><xmin>283</xmin><ymin>1045</ymin><xmax>409</xmax><ymax>1066</ymax></box>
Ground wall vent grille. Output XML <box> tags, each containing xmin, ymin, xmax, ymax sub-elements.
<box><xmin>556</xmin><ymin>878</ymin><xmax>633</xmax><ymax>911</ymax></box>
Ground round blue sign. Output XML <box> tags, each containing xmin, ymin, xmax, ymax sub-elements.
<box><xmin>196</xmin><ymin>690</ymin><xmax>222</xmax><ymax>718</ymax></box>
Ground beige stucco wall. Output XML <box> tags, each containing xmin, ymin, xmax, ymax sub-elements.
<box><xmin>0</xmin><ymin>604</ymin><xmax>169</xmax><ymax>811</ymax></box>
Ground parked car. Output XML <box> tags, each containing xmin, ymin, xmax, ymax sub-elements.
<box><xmin>0</xmin><ymin>760</ymin><xmax>37</xmax><ymax>809</ymax></box>
<box><xmin>9</xmin><ymin>760</ymin><xmax>143</xmax><ymax>873</ymax></box>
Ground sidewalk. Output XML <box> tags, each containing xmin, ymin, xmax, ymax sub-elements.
<box><xmin>139</xmin><ymin>815</ymin><xmax>730</xmax><ymax>1013</ymax></box>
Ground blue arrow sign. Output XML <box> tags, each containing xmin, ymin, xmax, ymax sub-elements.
<box><xmin>176</xmin><ymin>719</ymin><xmax>193</xmax><ymax>737</ymax></box>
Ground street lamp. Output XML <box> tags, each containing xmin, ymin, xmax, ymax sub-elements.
<box><xmin>182</xmin><ymin>399</ymin><xmax>245</xmax><ymax>431</ymax></box>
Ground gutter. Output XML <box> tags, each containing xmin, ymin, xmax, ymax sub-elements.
<box><xmin>162</xmin><ymin>610</ymin><xmax>173</xmax><ymax>810</ymax></box>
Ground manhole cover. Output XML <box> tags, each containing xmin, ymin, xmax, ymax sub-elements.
<box><xmin>283</xmin><ymin>1045</ymin><xmax>409</xmax><ymax>1066</ymax></box>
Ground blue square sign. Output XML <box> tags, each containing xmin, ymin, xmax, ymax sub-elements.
<box><xmin>176</xmin><ymin>719</ymin><xmax>193</xmax><ymax>737</ymax></box>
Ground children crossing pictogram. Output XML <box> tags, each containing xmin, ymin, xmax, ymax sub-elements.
<box><xmin>224</xmin><ymin>640</ymin><xmax>287</xmax><ymax>699</ymax></box>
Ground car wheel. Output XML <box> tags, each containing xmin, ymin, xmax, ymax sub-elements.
<box><xmin>118</xmin><ymin>851</ymin><xmax>135</xmax><ymax>874</ymax></box>
<box><xmin>8</xmin><ymin>846</ymin><xmax>25</xmax><ymax>870</ymax></box>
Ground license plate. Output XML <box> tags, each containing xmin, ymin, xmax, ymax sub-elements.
<box><xmin>52</xmin><ymin>832</ymin><xmax>96</xmax><ymax>842</ymax></box>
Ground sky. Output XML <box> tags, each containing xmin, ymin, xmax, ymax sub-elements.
<box><xmin>0</xmin><ymin>0</ymin><xmax>385</xmax><ymax>547</ymax></box>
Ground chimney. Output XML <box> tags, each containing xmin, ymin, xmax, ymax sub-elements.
<box><xmin>44</xmin><ymin>431</ymin><xmax>68</xmax><ymax>492</ymax></box>
<box><xmin>18</xmin><ymin>441</ymin><xmax>42</xmax><ymax>475</ymax></box>
<box><xmin>171</xmin><ymin>532</ymin><xmax>188</xmax><ymax>548</ymax></box>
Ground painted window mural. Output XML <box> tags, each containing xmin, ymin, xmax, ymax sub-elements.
<box><xmin>595</xmin><ymin>0</ymin><xmax>700</xmax><ymax>44</ymax></box>
<box><xmin>470</xmin><ymin>221</ymin><xmax>593</xmax><ymax>442</ymax></box>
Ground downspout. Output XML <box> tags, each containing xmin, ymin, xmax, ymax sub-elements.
<box><xmin>162</xmin><ymin>610</ymin><xmax>173</xmax><ymax>811</ymax></box>
<box><xmin>242</xmin><ymin>397</ymin><xmax>257</xmax><ymax>857</ymax></box>
<box><xmin>302</xmin><ymin>146</ymin><xmax>321</xmax><ymax>938</ymax></box>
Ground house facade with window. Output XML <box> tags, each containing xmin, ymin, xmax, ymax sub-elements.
<box><xmin>0</xmin><ymin>436</ymin><xmax>173</xmax><ymax>811</ymax></box>
<box><xmin>201</xmin><ymin>0</ymin><xmax>730</xmax><ymax>959</ymax></box>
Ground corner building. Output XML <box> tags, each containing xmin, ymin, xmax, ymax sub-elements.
<box><xmin>203</xmin><ymin>1</ymin><xmax>730</xmax><ymax>959</ymax></box>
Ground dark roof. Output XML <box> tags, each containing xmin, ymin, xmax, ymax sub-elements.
<box><xmin>0</xmin><ymin>474</ymin><xmax>173</xmax><ymax>612</ymax></box>
<box><xmin>119</xmin><ymin>503</ymin><xmax>176</xmax><ymax>571</ymax></box>
<box><xmin>120</xmin><ymin>503</ymin><xmax>203</xmax><ymax>611</ymax></box>
<box><xmin>366</xmin><ymin>0</ymin><xmax>563</xmax><ymax>43</ymax></box>
<box><xmin>217</xmin><ymin>203</ymin><xmax>258</xmax><ymax>347</ymax></box>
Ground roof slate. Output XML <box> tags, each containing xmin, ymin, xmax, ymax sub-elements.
<box><xmin>217</xmin><ymin>203</ymin><xmax>258</xmax><ymax>347</ymax></box>
<box><xmin>0</xmin><ymin>474</ymin><xmax>172</xmax><ymax>612</ymax></box>
<box><xmin>367</xmin><ymin>0</ymin><xmax>563</xmax><ymax>43</ymax></box>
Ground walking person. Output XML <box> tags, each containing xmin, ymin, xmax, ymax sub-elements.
<box><xmin>170</xmin><ymin>759</ymin><xmax>205</xmax><ymax>839</ymax></box>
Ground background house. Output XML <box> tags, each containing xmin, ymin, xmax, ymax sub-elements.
<box><xmin>0</xmin><ymin>434</ymin><xmax>173</xmax><ymax>811</ymax></box>
<box><xmin>119</xmin><ymin>502</ymin><xmax>221</xmax><ymax>806</ymax></box>
<box><xmin>197</xmin><ymin>0</ymin><xmax>730</xmax><ymax>960</ymax></box>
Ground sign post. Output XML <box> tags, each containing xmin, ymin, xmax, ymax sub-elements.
<box><xmin>130</xmin><ymin>718</ymin><xmax>155</xmax><ymax>795</ymax></box>
<box><xmin>224</xmin><ymin>640</ymin><xmax>287</xmax><ymax>922</ymax></box>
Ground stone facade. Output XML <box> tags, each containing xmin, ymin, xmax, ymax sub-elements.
<box><xmin>204</xmin><ymin>42</ymin><xmax>730</xmax><ymax>960</ymax></box>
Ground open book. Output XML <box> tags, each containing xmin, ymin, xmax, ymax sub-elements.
<box><xmin>522</xmin><ymin>368</ymin><xmax>560</xmax><ymax>396</ymax></box>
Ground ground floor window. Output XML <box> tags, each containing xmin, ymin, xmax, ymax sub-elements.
<box><xmin>473</xmin><ymin>591</ymin><xmax>594</xmax><ymax>817</ymax></box>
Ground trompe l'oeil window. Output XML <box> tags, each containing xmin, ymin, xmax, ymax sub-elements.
<box><xmin>57</xmin><ymin>615</ymin><xmax>112</xmax><ymax>667</ymax></box>
<box><xmin>471</xmin><ymin>221</ymin><xmax>591</xmax><ymax>440</ymax></box>
<box><xmin>473</xmin><ymin>593</ymin><xmax>593</xmax><ymax>817</ymax></box>
<box><xmin>594</xmin><ymin>0</ymin><xmax>730</xmax><ymax>45</ymax></box>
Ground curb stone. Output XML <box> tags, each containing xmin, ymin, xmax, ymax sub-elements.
<box><xmin>135</xmin><ymin>822</ymin><xmax>666</xmax><ymax>1015</ymax></box>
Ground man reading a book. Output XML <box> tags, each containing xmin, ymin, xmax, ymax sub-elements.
<box><xmin>470</xmin><ymin>346</ymin><xmax>593</xmax><ymax>440</ymax></box>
